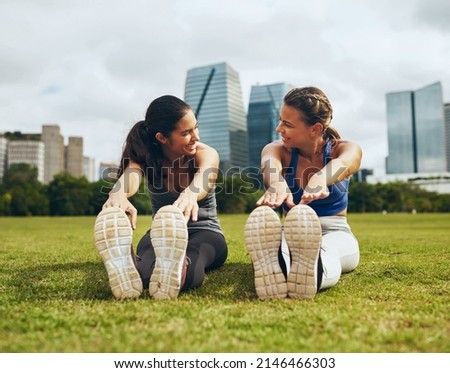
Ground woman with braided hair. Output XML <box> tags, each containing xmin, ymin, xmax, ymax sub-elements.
<box><xmin>245</xmin><ymin>87</ymin><xmax>362</xmax><ymax>300</ymax></box>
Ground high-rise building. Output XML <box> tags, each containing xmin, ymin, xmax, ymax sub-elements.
<box><xmin>444</xmin><ymin>103</ymin><xmax>450</xmax><ymax>172</ymax></box>
<box><xmin>0</xmin><ymin>137</ymin><xmax>8</xmax><ymax>180</ymax></box>
<box><xmin>42</xmin><ymin>124</ymin><xmax>64</xmax><ymax>183</ymax></box>
<box><xmin>386</xmin><ymin>82</ymin><xmax>447</xmax><ymax>174</ymax></box>
<box><xmin>247</xmin><ymin>83</ymin><xmax>293</xmax><ymax>169</ymax></box>
<box><xmin>65</xmin><ymin>137</ymin><xmax>83</xmax><ymax>178</ymax></box>
<box><xmin>414</xmin><ymin>83</ymin><xmax>447</xmax><ymax>172</ymax></box>
<box><xmin>184</xmin><ymin>62</ymin><xmax>248</xmax><ymax>171</ymax></box>
<box><xmin>83</xmin><ymin>156</ymin><xmax>96</xmax><ymax>182</ymax></box>
<box><xmin>7</xmin><ymin>140</ymin><xmax>45</xmax><ymax>183</ymax></box>
<box><xmin>2</xmin><ymin>126</ymin><xmax>91</xmax><ymax>183</ymax></box>
<box><xmin>386</xmin><ymin>91</ymin><xmax>415</xmax><ymax>173</ymax></box>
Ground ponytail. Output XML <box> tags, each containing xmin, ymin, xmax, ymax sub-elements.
<box><xmin>323</xmin><ymin>126</ymin><xmax>341</xmax><ymax>145</ymax></box>
<box><xmin>117</xmin><ymin>95</ymin><xmax>191</xmax><ymax>183</ymax></box>
<box><xmin>118</xmin><ymin>120</ymin><xmax>153</xmax><ymax>178</ymax></box>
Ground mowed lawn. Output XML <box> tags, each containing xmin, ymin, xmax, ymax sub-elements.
<box><xmin>0</xmin><ymin>213</ymin><xmax>449</xmax><ymax>352</ymax></box>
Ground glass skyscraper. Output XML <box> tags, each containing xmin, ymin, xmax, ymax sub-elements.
<box><xmin>184</xmin><ymin>62</ymin><xmax>248</xmax><ymax>172</ymax></box>
<box><xmin>386</xmin><ymin>81</ymin><xmax>447</xmax><ymax>174</ymax></box>
<box><xmin>445</xmin><ymin>103</ymin><xmax>450</xmax><ymax>172</ymax></box>
<box><xmin>247</xmin><ymin>83</ymin><xmax>293</xmax><ymax>169</ymax></box>
<box><xmin>386</xmin><ymin>91</ymin><xmax>416</xmax><ymax>173</ymax></box>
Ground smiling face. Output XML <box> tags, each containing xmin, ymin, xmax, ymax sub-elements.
<box><xmin>276</xmin><ymin>104</ymin><xmax>312</xmax><ymax>148</ymax></box>
<box><xmin>157</xmin><ymin>109</ymin><xmax>200</xmax><ymax>159</ymax></box>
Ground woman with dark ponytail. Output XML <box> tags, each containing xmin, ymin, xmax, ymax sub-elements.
<box><xmin>244</xmin><ymin>87</ymin><xmax>362</xmax><ymax>300</ymax></box>
<box><xmin>94</xmin><ymin>95</ymin><xmax>227</xmax><ymax>300</ymax></box>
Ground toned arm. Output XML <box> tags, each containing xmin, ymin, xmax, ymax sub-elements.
<box><xmin>102</xmin><ymin>161</ymin><xmax>143</xmax><ymax>229</ymax></box>
<box><xmin>173</xmin><ymin>143</ymin><xmax>219</xmax><ymax>221</ymax></box>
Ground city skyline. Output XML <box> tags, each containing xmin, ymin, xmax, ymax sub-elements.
<box><xmin>2</xmin><ymin>74</ymin><xmax>449</xmax><ymax>182</ymax></box>
<box><xmin>1</xmin><ymin>0</ymin><xmax>449</xmax><ymax>179</ymax></box>
<box><xmin>0</xmin><ymin>125</ymin><xmax>96</xmax><ymax>183</ymax></box>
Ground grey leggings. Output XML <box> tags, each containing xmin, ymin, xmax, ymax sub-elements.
<box><xmin>136</xmin><ymin>229</ymin><xmax>228</xmax><ymax>291</ymax></box>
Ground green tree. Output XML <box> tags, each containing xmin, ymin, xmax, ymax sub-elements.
<box><xmin>90</xmin><ymin>177</ymin><xmax>151</xmax><ymax>215</ymax></box>
<box><xmin>47</xmin><ymin>173</ymin><xmax>92</xmax><ymax>215</ymax></box>
<box><xmin>90</xmin><ymin>177</ymin><xmax>116</xmax><ymax>215</ymax></box>
<box><xmin>1</xmin><ymin>164</ymin><xmax>48</xmax><ymax>216</ymax></box>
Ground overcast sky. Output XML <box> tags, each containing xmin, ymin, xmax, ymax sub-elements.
<box><xmin>1</xmin><ymin>0</ymin><xmax>449</xmax><ymax>178</ymax></box>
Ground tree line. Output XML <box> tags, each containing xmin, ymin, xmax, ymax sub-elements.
<box><xmin>0</xmin><ymin>164</ymin><xmax>449</xmax><ymax>216</ymax></box>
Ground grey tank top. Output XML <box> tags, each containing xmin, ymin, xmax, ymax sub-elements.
<box><xmin>148</xmin><ymin>184</ymin><xmax>223</xmax><ymax>236</ymax></box>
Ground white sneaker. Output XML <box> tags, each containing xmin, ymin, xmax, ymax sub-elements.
<box><xmin>244</xmin><ymin>206</ymin><xmax>287</xmax><ymax>299</ymax></box>
<box><xmin>284</xmin><ymin>205</ymin><xmax>322</xmax><ymax>299</ymax></box>
<box><xmin>149</xmin><ymin>205</ymin><xmax>188</xmax><ymax>300</ymax></box>
<box><xmin>94</xmin><ymin>207</ymin><xmax>143</xmax><ymax>300</ymax></box>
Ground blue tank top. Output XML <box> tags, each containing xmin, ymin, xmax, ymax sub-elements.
<box><xmin>282</xmin><ymin>141</ymin><xmax>349</xmax><ymax>216</ymax></box>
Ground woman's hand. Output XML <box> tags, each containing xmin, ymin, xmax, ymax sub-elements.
<box><xmin>300</xmin><ymin>174</ymin><xmax>329</xmax><ymax>205</ymax></box>
<box><xmin>103</xmin><ymin>193</ymin><xmax>138</xmax><ymax>230</ymax></box>
<box><xmin>256</xmin><ymin>181</ymin><xmax>295</xmax><ymax>208</ymax></box>
<box><xmin>173</xmin><ymin>189</ymin><xmax>199</xmax><ymax>222</ymax></box>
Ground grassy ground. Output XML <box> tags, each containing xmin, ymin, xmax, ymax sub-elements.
<box><xmin>0</xmin><ymin>213</ymin><xmax>449</xmax><ymax>352</ymax></box>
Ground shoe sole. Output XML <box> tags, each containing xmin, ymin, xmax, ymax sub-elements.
<box><xmin>149</xmin><ymin>205</ymin><xmax>188</xmax><ymax>300</ymax></box>
<box><xmin>244</xmin><ymin>206</ymin><xmax>287</xmax><ymax>299</ymax></box>
<box><xmin>284</xmin><ymin>205</ymin><xmax>322</xmax><ymax>299</ymax></box>
<box><xmin>94</xmin><ymin>207</ymin><xmax>143</xmax><ymax>300</ymax></box>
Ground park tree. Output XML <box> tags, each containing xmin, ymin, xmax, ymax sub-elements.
<box><xmin>0</xmin><ymin>163</ymin><xmax>49</xmax><ymax>216</ymax></box>
<box><xmin>47</xmin><ymin>173</ymin><xmax>92</xmax><ymax>215</ymax></box>
<box><xmin>90</xmin><ymin>176</ymin><xmax>152</xmax><ymax>215</ymax></box>
<box><xmin>90</xmin><ymin>177</ymin><xmax>116</xmax><ymax>215</ymax></box>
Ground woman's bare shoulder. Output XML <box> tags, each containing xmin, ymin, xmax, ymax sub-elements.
<box><xmin>262</xmin><ymin>140</ymin><xmax>292</xmax><ymax>165</ymax></box>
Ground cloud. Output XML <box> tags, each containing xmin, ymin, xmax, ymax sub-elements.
<box><xmin>0</xmin><ymin>0</ymin><xmax>449</xmax><ymax>176</ymax></box>
<box><xmin>414</xmin><ymin>0</ymin><xmax>450</xmax><ymax>31</ymax></box>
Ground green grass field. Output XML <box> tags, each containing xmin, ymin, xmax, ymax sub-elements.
<box><xmin>0</xmin><ymin>213</ymin><xmax>449</xmax><ymax>352</ymax></box>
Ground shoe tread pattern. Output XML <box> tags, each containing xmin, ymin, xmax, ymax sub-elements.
<box><xmin>94</xmin><ymin>207</ymin><xmax>143</xmax><ymax>300</ymax></box>
<box><xmin>149</xmin><ymin>205</ymin><xmax>188</xmax><ymax>300</ymax></box>
<box><xmin>284</xmin><ymin>205</ymin><xmax>322</xmax><ymax>299</ymax></box>
<box><xmin>244</xmin><ymin>206</ymin><xmax>287</xmax><ymax>299</ymax></box>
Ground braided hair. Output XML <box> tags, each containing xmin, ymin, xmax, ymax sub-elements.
<box><xmin>283</xmin><ymin>87</ymin><xmax>340</xmax><ymax>144</ymax></box>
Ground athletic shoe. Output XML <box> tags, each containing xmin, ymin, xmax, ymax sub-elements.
<box><xmin>244</xmin><ymin>206</ymin><xmax>287</xmax><ymax>299</ymax></box>
<box><xmin>149</xmin><ymin>205</ymin><xmax>188</xmax><ymax>300</ymax></box>
<box><xmin>94</xmin><ymin>207</ymin><xmax>143</xmax><ymax>300</ymax></box>
<box><xmin>284</xmin><ymin>205</ymin><xmax>322</xmax><ymax>299</ymax></box>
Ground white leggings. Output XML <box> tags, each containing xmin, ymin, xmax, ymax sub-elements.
<box><xmin>318</xmin><ymin>216</ymin><xmax>360</xmax><ymax>289</ymax></box>
<box><xmin>281</xmin><ymin>216</ymin><xmax>359</xmax><ymax>290</ymax></box>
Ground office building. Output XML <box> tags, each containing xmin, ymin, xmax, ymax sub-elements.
<box><xmin>247</xmin><ymin>83</ymin><xmax>293</xmax><ymax>169</ymax></box>
<box><xmin>445</xmin><ymin>103</ymin><xmax>450</xmax><ymax>172</ymax></box>
<box><xmin>7</xmin><ymin>140</ymin><xmax>45</xmax><ymax>183</ymax></box>
<box><xmin>2</xmin><ymin>125</ymin><xmax>92</xmax><ymax>184</ymax></box>
<box><xmin>42</xmin><ymin>125</ymin><xmax>65</xmax><ymax>183</ymax></box>
<box><xmin>83</xmin><ymin>156</ymin><xmax>96</xmax><ymax>182</ymax></box>
<box><xmin>386</xmin><ymin>82</ymin><xmax>447</xmax><ymax>174</ymax></box>
<box><xmin>65</xmin><ymin>137</ymin><xmax>84</xmax><ymax>178</ymax></box>
<box><xmin>0</xmin><ymin>137</ymin><xmax>8</xmax><ymax>180</ymax></box>
<box><xmin>184</xmin><ymin>62</ymin><xmax>248</xmax><ymax>171</ymax></box>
